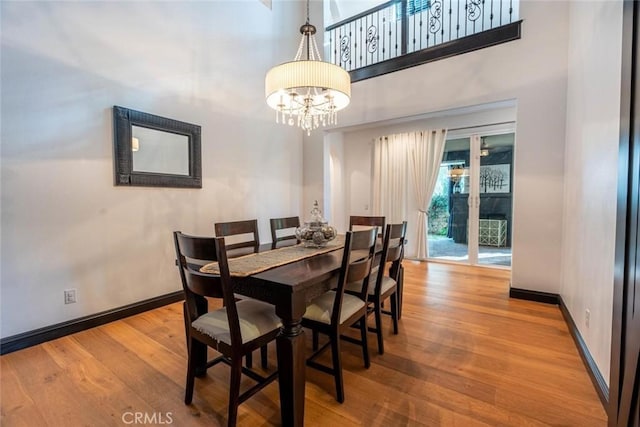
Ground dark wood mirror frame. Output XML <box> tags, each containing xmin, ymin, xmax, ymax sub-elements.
<box><xmin>113</xmin><ymin>105</ymin><xmax>202</xmax><ymax>188</ymax></box>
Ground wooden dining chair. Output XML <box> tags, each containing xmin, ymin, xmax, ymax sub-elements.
<box><xmin>347</xmin><ymin>222</ymin><xmax>407</xmax><ymax>355</ymax></box>
<box><xmin>173</xmin><ymin>231</ymin><xmax>280</xmax><ymax>426</ymax></box>
<box><xmin>349</xmin><ymin>215</ymin><xmax>386</xmax><ymax>240</ymax></box>
<box><xmin>214</xmin><ymin>219</ymin><xmax>260</xmax><ymax>252</ymax></box>
<box><xmin>214</xmin><ymin>219</ymin><xmax>263</xmax><ymax>367</ymax></box>
<box><xmin>269</xmin><ymin>216</ymin><xmax>300</xmax><ymax>248</ymax></box>
<box><xmin>302</xmin><ymin>228</ymin><xmax>377</xmax><ymax>403</ymax></box>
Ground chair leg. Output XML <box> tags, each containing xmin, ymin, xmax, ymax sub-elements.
<box><xmin>228</xmin><ymin>358</ymin><xmax>243</xmax><ymax>427</ymax></box>
<box><xmin>246</xmin><ymin>351</ymin><xmax>253</xmax><ymax>369</ymax></box>
<box><xmin>184</xmin><ymin>339</ymin><xmax>197</xmax><ymax>404</ymax></box>
<box><xmin>330</xmin><ymin>334</ymin><xmax>345</xmax><ymax>403</ymax></box>
<box><xmin>312</xmin><ymin>330</ymin><xmax>319</xmax><ymax>351</ymax></box>
<box><xmin>359</xmin><ymin>317</ymin><xmax>370</xmax><ymax>369</ymax></box>
<box><xmin>397</xmin><ymin>265</ymin><xmax>404</xmax><ymax>319</ymax></box>
<box><xmin>183</xmin><ymin>303</ymin><xmax>190</xmax><ymax>349</ymax></box>
<box><xmin>390</xmin><ymin>293</ymin><xmax>399</xmax><ymax>335</ymax></box>
<box><xmin>260</xmin><ymin>345</ymin><xmax>268</xmax><ymax>369</ymax></box>
<box><xmin>191</xmin><ymin>338</ymin><xmax>208</xmax><ymax>378</ymax></box>
<box><xmin>374</xmin><ymin>301</ymin><xmax>384</xmax><ymax>355</ymax></box>
<box><xmin>187</xmin><ymin>299</ymin><xmax>209</xmax><ymax>377</ymax></box>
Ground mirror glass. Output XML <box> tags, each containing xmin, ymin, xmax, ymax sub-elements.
<box><xmin>131</xmin><ymin>125</ymin><xmax>189</xmax><ymax>175</ymax></box>
<box><xmin>113</xmin><ymin>106</ymin><xmax>202</xmax><ymax>188</ymax></box>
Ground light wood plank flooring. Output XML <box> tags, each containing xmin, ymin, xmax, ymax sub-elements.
<box><xmin>1</xmin><ymin>262</ymin><xmax>607</xmax><ymax>426</ymax></box>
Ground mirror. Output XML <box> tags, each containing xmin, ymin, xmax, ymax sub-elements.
<box><xmin>113</xmin><ymin>106</ymin><xmax>202</xmax><ymax>188</ymax></box>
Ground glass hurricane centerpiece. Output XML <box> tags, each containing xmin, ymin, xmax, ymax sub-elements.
<box><xmin>296</xmin><ymin>200</ymin><xmax>337</xmax><ymax>248</ymax></box>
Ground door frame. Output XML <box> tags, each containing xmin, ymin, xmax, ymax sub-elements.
<box><xmin>468</xmin><ymin>134</ymin><xmax>481</xmax><ymax>265</ymax></box>
<box><xmin>610</xmin><ymin>0</ymin><xmax>640</xmax><ymax>425</ymax></box>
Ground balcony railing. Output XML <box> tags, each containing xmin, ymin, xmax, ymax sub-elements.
<box><xmin>326</xmin><ymin>0</ymin><xmax>521</xmax><ymax>82</ymax></box>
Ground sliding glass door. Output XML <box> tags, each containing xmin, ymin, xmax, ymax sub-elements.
<box><xmin>428</xmin><ymin>133</ymin><xmax>514</xmax><ymax>267</ymax></box>
<box><xmin>427</xmin><ymin>137</ymin><xmax>470</xmax><ymax>262</ymax></box>
<box><xmin>477</xmin><ymin>134</ymin><xmax>513</xmax><ymax>266</ymax></box>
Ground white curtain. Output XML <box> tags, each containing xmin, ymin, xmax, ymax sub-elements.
<box><xmin>409</xmin><ymin>129</ymin><xmax>447</xmax><ymax>260</ymax></box>
<box><xmin>372</xmin><ymin>134</ymin><xmax>408</xmax><ymax>224</ymax></box>
<box><xmin>372</xmin><ymin>129</ymin><xmax>447</xmax><ymax>260</ymax></box>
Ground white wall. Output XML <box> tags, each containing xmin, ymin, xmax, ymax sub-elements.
<box><xmin>325</xmin><ymin>132</ymin><xmax>347</xmax><ymax>231</ymax></box>
<box><xmin>561</xmin><ymin>0</ymin><xmax>622</xmax><ymax>385</ymax></box>
<box><xmin>0</xmin><ymin>1</ymin><xmax>305</xmax><ymax>338</ymax></box>
<box><xmin>324</xmin><ymin>0</ymin><xmax>379</xmax><ymax>26</ymax></box>
<box><xmin>310</xmin><ymin>0</ymin><xmax>570</xmax><ymax>294</ymax></box>
<box><xmin>303</xmin><ymin>132</ymin><xmax>326</xmax><ymax>220</ymax></box>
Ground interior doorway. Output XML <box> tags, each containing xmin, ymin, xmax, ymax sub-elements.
<box><xmin>427</xmin><ymin>132</ymin><xmax>515</xmax><ymax>267</ymax></box>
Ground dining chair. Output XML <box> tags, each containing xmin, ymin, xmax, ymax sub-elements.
<box><xmin>214</xmin><ymin>219</ymin><xmax>260</xmax><ymax>252</ymax></box>
<box><xmin>173</xmin><ymin>231</ymin><xmax>280</xmax><ymax>427</ymax></box>
<box><xmin>302</xmin><ymin>228</ymin><xmax>377</xmax><ymax>403</ymax></box>
<box><xmin>349</xmin><ymin>215</ymin><xmax>386</xmax><ymax>240</ymax></box>
<box><xmin>347</xmin><ymin>222</ymin><xmax>407</xmax><ymax>355</ymax></box>
<box><xmin>214</xmin><ymin>219</ymin><xmax>267</xmax><ymax>368</ymax></box>
<box><xmin>269</xmin><ymin>216</ymin><xmax>300</xmax><ymax>248</ymax></box>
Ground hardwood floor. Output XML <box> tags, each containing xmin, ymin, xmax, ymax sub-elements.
<box><xmin>1</xmin><ymin>262</ymin><xmax>607</xmax><ymax>426</ymax></box>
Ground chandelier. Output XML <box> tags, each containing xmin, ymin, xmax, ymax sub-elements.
<box><xmin>448</xmin><ymin>165</ymin><xmax>465</xmax><ymax>183</ymax></box>
<box><xmin>480</xmin><ymin>138</ymin><xmax>490</xmax><ymax>156</ymax></box>
<box><xmin>265</xmin><ymin>0</ymin><xmax>351</xmax><ymax>135</ymax></box>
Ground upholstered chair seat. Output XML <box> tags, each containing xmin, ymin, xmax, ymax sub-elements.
<box><xmin>303</xmin><ymin>291</ymin><xmax>366</xmax><ymax>324</ymax></box>
<box><xmin>192</xmin><ymin>299</ymin><xmax>282</xmax><ymax>345</ymax></box>
<box><xmin>345</xmin><ymin>275</ymin><xmax>395</xmax><ymax>296</ymax></box>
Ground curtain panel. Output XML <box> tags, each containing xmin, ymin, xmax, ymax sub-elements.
<box><xmin>372</xmin><ymin>129</ymin><xmax>447</xmax><ymax>260</ymax></box>
<box><xmin>372</xmin><ymin>134</ymin><xmax>408</xmax><ymax>225</ymax></box>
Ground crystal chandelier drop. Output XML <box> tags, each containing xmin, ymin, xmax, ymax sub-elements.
<box><xmin>265</xmin><ymin>0</ymin><xmax>351</xmax><ymax>135</ymax></box>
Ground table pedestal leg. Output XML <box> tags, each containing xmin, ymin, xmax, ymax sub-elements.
<box><xmin>277</xmin><ymin>319</ymin><xmax>306</xmax><ymax>427</ymax></box>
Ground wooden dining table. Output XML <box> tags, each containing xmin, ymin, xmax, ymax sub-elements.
<box><xmin>206</xmin><ymin>241</ymin><xmax>346</xmax><ymax>427</ymax></box>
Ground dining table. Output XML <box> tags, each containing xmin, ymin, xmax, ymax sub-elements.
<box><xmin>200</xmin><ymin>238</ymin><xmax>347</xmax><ymax>427</ymax></box>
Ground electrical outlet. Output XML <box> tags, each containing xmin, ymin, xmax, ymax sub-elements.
<box><xmin>364</xmin><ymin>204</ymin><xmax>369</xmax><ymax>211</ymax></box>
<box><xmin>64</xmin><ymin>289</ymin><xmax>77</xmax><ymax>304</ymax></box>
<box><xmin>585</xmin><ymin>309</ymin><xmax>590</xmax><ymax>328</ymax></box>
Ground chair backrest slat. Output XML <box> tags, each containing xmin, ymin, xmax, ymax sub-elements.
<box><xmin>214</xmin><ymin>219</ymin><xmax>260</xmax><ymax>251</ymax></box>
<box><xmin>270</xmin><ymin>216</ymin><xmax>300</xmax><ymax>248</ymax></box>
<box><xmin>175</xmin><ymin>233</ymin><xmax>219</xmax><ymax>262</ymax></box>
<box><xmin>386</xmin><ymin>245</ymin><xmax>403</xmax><ymax>263</ymax></box>
<box><xmin>349</xmin><ymin>215</ymin><xmax>386</xmax><ymax>240</ymax></box>
<box><xmin>374</xmin><ymin>222</ymin><xmax>407</xmax><ymax>295</ymax></box>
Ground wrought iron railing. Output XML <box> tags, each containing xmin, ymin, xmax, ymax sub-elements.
<box><xmin>326</xmin><ymin>0</ymin><xmax>519</xmax><ymax>73</ymax></box>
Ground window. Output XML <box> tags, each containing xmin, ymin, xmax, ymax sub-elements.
<box><xmin>396</xmin><ymin>0</ymin><xmax>431</xmax><ymax>20</ymax></box>
<box><xmin>407</xmin><ymin>0</ymin><xmax>431</xmax><ymax>15</ymax></box>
